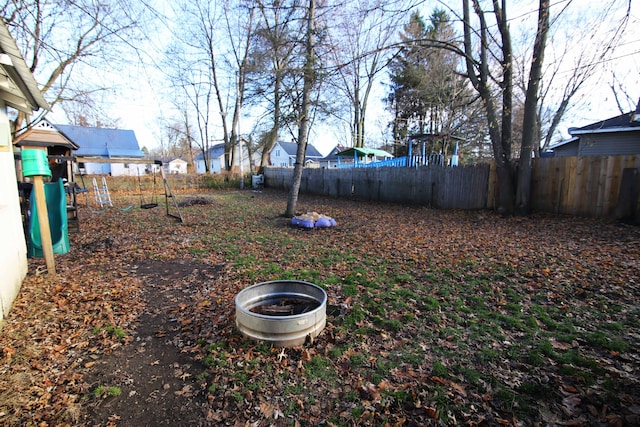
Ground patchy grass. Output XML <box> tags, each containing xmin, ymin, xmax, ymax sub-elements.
<box><xmin>1</xmin><ymin>188</ymin><xmax>639</xmax><ymax>426</ymax></box>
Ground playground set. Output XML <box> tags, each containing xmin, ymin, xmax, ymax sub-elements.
<box><xmin>17</xmin><ymin>153</ymin><xmax>183</xmax><ymax>275</ymax></box>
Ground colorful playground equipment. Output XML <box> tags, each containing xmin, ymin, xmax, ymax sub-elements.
<box><xmin>28</xmin><ymin>178</ymin><xmax>69</xmax><ymax>258</ymax></box>
<box><xmin>22</xmin><ymin>149</ymin><xmax>69</xmax><ymax>274</ymax></box>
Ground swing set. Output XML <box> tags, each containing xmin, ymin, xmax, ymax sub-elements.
<box><xmin>76</xmin><ymin>158</ymin><xmax>183</xmax><ymax>223</ymax></box>
<box><xmin>137</xmin><ymin>160</ymin><xmax>184</xmax><ymax>222</ymax></box>
<box><xmin>138</xmin><ymin>168</ymin><xmax>159</xmax><ymax>209</ymax></box>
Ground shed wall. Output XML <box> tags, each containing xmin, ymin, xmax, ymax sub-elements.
<box><xmin>0</xmin><ymin>100</ymin><xmax>28</xmax><ymax>321</ymax></box>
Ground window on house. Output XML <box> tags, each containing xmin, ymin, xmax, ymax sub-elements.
<box><xmin>276</xmin><ymin>149</ymin><xmax>280</xmax><ymax>156</ymax></box>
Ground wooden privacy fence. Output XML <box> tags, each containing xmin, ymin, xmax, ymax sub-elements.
<box><xmin>531</xmin><ymin>155</ymin><xmax>640</xmax><ymax>217</ymax></box>
<box><xmin>265</xmin><ymin>164</ymin><xmax>493</xmax><ymax>209</ymax></box>
<box><xmin>265</xmin><ymin>155</ymin><xmax>640</xmax><ymax>218</ymax></box>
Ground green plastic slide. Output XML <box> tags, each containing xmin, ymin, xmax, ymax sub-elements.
<box><xmin>28</xmin><ymin>179</ymin><xmax>70</xmax><ymax>258</ymax></box>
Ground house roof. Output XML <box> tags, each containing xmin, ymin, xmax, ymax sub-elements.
<box><xmin>548</xmin><ymin>136</ymin><xmax>578</xmax><ymax>151</ymax></box>
<box><xmin>55</xmin><ymin>124</ymin><xmax>144</xmax><ymax>158</ymax></box>
<box><xmin>337</xmin><ymin>147</ymin><xmax>394</xmax><ymax>158</ymax></box>
<box><xmin>194</xmin><ymin>143</ymin><xmax>226</xmax><ymax>160</ymax></box>
<box><xmin>14</xmin><ymin>120</ymin><xmax>78</xmax><ymax>150</ymax></box>
<box><xmin>277</xmin><ymin>141</ymin><xmax>324</xmax><ymax>158</ymax></box>
<box><xmin>0</xmin><ymin>20</ymin><xmax>48</xmax><ymax>113</ymax></box>
<box><xmin>550</xmin><ymin>108</ymin><xmax>640</xmax><ymax>151</ymax></box>
<box><xmin>320</xmin><ymin>145</ymin><xmax>344</xmax><ymax>162</ymax></box>
<box><xmin>570</xmin><ymin>111</ymin><xmax>640</xmax><ymax>135</ymax></box>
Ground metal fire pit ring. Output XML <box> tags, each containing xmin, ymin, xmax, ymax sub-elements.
<box><xmin>235</xmin><ymin>280</ymin><xmax>327</xmax><ymax>347</ymax></box>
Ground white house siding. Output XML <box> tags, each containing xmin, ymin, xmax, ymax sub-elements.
<box><xmin>0</xmin><ymin>100</ymin><xmax>28</xmax><ymax>321</ymax></box>
<box><xmin>110</xmin><ymin>162</ymin><xmax>149</xmax><ymax>177</ymax></box>
<box><xmin>78</xmin><ymin>161</ymin><xmax>149</xmax><ymax>176</ymax></box>
<box><xmin>166</xmin><ymin>160</ymin><xmax>187</xmax><ymax>174</ymax></box>
<box><xmin>196</xmin><ymin>146</ymin><xmax>255</xmax><ymax>174</ymax></box>
<box><xmin>270</xmin><ymin>143</ymin><xmax>293</xmax><ymax>167</ymax></box>
<box><xmin>196</xmin><ymin>157</ymin><xmax>225</xmax><ymax>174</ymax></box>
<box><xmin>79</xmin><ymin>161</ymin><xmax>111</xmax><ymax>175</ymax></box>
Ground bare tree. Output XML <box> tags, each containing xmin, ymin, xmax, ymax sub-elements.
<box><xmin>285</xmin><ymin>0</ymin><xmax>316</xmax><ymax>217</ymax></box>
<box><xmin>461</xmin><ymin>0</ymin><xmax>552</xmax><ymax>215</ymax></box>
<box><xmin>166</xmin><ymin>0</ymin><xmax>231</xmax><ymax>173</ymax></box>
<box><xmin>609</xmin><ymin>71</ymin><xmax>638</xmax><ymax>114</ymax></box>
<box><xmin>248</xmin><ymin>0</ymin><xmax>305</xmax><ymax>172</ymax></box>
<box><xmin>60</xmin><ymin>92</ymin><xmax>121</xmax><ymax>128</ymax></box>
<box><xmin>515</xmin><ymin>1</ymin><xmax>549</xmax><ymax>215</ymax></box>
<box><xmin>222</xmin><ymin>0</ymin><xmax>255</xmax><ymax>178</ymax></box>
<box><xmin>518</xmin><ymin>0</ymin><xmax>633</xmax><ymax>154</ymax></box>
<box><xmin>327</xmin><ymin>0</ymin><xmax>407</xmax><ymax>148</ymax></box>
<box><xmin>1</xmin><ymin>0</ymin><xmax>145</xmax><ymax>134</ymax></box>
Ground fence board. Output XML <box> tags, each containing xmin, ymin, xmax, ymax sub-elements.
<box><xmin>265</xmin><ymin>155</ymin><xmax>640</xmax><ymax>218</ymax></box>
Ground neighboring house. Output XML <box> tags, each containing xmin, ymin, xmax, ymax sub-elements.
<box><xmin>0</xmin><ymin>19</ymin><xmax>49</xmax><ymax>320</ymax></box>
<box><xmin>55</xmin><ymin>124</ymin><xmax>148</xmax><ymax>176</ymax></box>
<box><xmin>195</xmin><ymin>143</ymin><xmax>226</xmax><ymax>174</ymax></box>
<box><xmin>548</xmin><ymin>103</ymin><xmax>640</xmax><ymax>157</ymax></box>
<box><xmin>194</xmin><ymin>141</ymin><xmax>257</xmax><ymax>174</ymax></box>
<box><xmin>318</xmin><ymin>144</ymin><xmax>347</xmax><ymax>168</ymax></box>
<box><xmin>163</xmin><ymin>158</ymin><xmax>188</xmax><ymax>174</ymax></box>
<box><xmin>269</xmin><ymin>141</ymin><xmax>324</xmax><ymax>167</ymax></box>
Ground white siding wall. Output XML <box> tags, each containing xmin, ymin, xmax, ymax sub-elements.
<box><xmin>78</xmin><ymin>161</ymin><xmax>150</xmax><ymax>176</ymax></box>
<box><xmin>269</xmin><ymin>143</ymin><xmax>293</xmax><ymax>167</ymax></box>
<box><xmin>110</xmin><ymin>162</ymin><xmax>148</xmax><ymax>177</ymax></box>
<box><xmin>0</xmin><ymin>100</ymin><xmax>28</xmax><ymax>321</ymax></box>
<box><xmin>197</xmin><ymin>146</ymin><xmax>254</xmax><ymax>174</ymax></box>
<box><xmin>167</xmin><ymin>160</ymin><xmax>187</xmax><ymax>174</ymax></box>
<box><xmin>196</xmin><ymin>156</ymin><xmax>224</xmax><ymax>174</ymax></box>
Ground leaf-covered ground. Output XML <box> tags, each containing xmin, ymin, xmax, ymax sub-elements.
<box><xmin>1</xmin><ymin>189</ymin><xmax>639</xmax><ymax>426</ymax></box>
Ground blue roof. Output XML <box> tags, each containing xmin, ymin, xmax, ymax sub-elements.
<box><xmin>194</xmin><ymin>143</ymin><xmax>226</xmax><ymax>160</ymax></box>
<box><xmin>55</xmin><ymin>124</ymin><xmax>144</xmax><ymax>158</ymax></box>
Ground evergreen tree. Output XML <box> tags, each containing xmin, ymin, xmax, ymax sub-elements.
<box><xmin>386</xmin><ymin>9</ymin><xmax>478</xmax><ymax>160</ymax></box>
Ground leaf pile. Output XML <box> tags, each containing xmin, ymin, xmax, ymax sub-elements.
<box><xmin>1</xmin><ymin>188</ymin><xmax>639</xmax><ymax>426</ymax></box>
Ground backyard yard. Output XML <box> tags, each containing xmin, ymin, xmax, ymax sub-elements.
<box><xmin>0</xmin><ymin>188</ymin><xmax>639</xmax><ymax>426</ymax></box>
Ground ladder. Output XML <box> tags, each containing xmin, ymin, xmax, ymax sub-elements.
<box><xmin>92</xmin><ymin>177</ymin><xmax>113</xmax><ymax>208</ymax></box>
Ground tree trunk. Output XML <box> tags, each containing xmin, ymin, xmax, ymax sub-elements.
<box><xmin>285</xmin><ymin>0</ymin><xmax>315</xmax><ymax>217</ymax></box>
<box><xmin>516</xmin><ymin>0</ymin><xmax>550</xmax><ymax>215</ymax></box>
<box><xmin>463</xmin><ymin>0</ymin><xmax>516</xmax><ymax>214</ymax></box>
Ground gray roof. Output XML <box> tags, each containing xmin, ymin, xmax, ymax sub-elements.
<box><xmin>55</xmin><ymin>124</ymin><xmax>144</xmax><ymax>158</ymax></box>
<box><xmin>571</xmin><ymin>111</ymin><xmax>640</xmax><ymax>134</ymax></box>
<box><xmin>0</xmin><ymin>20</ymin><xmax>48</xmax><ymax>112</ymax></box>
<box><xmin>278</xmin><ymin>141</ymin><xmax>323</xmax><ymax>158</ymax></box>
<box><xmin>550</xmin><ymin>109</ymin><xmax>640</xmax><ymax>151</ymax></box>
<box><xmin>194</xmin><ymin>143</ymin><xmax>226</xmax><ymax>160</ymax></box>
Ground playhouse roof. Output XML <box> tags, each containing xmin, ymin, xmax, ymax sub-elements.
<box><xmin>0</xmin><ymin>20</ymin><xmax>49</xmax><ymax>113</ymax></box>
<box><xmin>14</xmin><ymin>120</ymin><xmax>78</xmax><ymax>150</ymax></box>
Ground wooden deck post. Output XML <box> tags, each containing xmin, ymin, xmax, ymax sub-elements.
<box><xmin>32</xmin><ymin>175</ymin><xmax>55</xmax><ymax>275</ymax></box>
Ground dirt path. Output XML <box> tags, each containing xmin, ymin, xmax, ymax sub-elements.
<box><xmin>84</xmin><ymin>260</ymin><xmax>219</xmax><ymax>426</ymax></box>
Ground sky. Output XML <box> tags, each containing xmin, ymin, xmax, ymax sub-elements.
<box><xmin>45</xmin><ymin>0</ymin><xmax>640</xmax><ymax>157</ymax></box>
